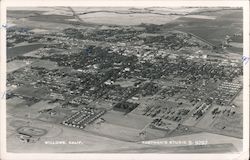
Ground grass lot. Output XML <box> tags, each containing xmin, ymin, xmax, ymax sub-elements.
<box><xmin>79</xmin><ymin>12</ymin><xmax>178</xmax><ymax>26</ymax></box>
<box><xmin>166</xmin><ymin>9</ymin><xmax>243</xmax><ymax>47</ymax></box>
<box><xmin>7</xmin><ymin>98</ymin><xmax>56</xmax><ymax>119</ymax></box>
<box><xmin>211</xmin><ymin>113</ymin><xmax>243</xmax><ymax>139</ymax></box>
<box><xmin>7</xmin><ymin>60</ymin><xmax>33</xmax><ymax>73</ymax></box>
<box><xmin>12</xmin><ymin>85</ymin><xmax>49</xmax><ymax>99</ymax></box>
<box><xmin>193</xmin><ymin>104</ymin><xmax>243</xmax><ymax>139</ymax></box>
<box><xmin>231</xmin><ymin>90</ymin><xmax>243</xmax><ymax>113</ymax></box>
<box><xmin>85</xmin><ymin>122</ymin><xmax>142</xmax><ymax>142</ymax></box>
<box><xmin>7</xmin><ymin>44</ymin><xmax>45</xmax><ymax>59</ymax></box>
<box><xmin>7</xmin><ymin>97</ymin><xmax>33</xmax><ymax>118</ymax></box>
<box><xmin>101</xmin><ymin>110</ymin><xmax>152</xmax><ymax>130</ymax></box>
<box><xmin>31</xmin><ymin>59</ymin><xmax>61</xmax><ymax>70</ymax></box>
<box><xmin>88</xmin><ymin>99</ymin><xmax>114</xmax><ymax>110</ymax></box>
<box><xmin>230</xmin><ymin>42</ymin><xmax>243</xmax><ymax>48</ymax></box>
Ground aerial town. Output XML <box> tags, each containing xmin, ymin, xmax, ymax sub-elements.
<box><xmin>6</xmin><ymin>7</ymin><xmax>243</xmax><ymax>153</ymax></box>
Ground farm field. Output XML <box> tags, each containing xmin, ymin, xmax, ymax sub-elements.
<box><xmin>165</xmin><ymin>9</ymin><xmax>243</xmax><ymax>48</ymax></box>
<box><xmin>7</xmin><ymin>59</ymin><xmax>33</xmax><ymax>73</ymax></box>
<box><xmin>7</xmin><ymin>44</ymin><xmax>45</xmax><ymax>59</ymax></box>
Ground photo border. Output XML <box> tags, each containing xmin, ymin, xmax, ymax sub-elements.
<box><xmin>0</xmin><ymin>1</ymin><xmax>249</xmax><ymax>160</ymax></box>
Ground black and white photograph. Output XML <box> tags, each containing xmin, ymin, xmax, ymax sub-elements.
<box><xmin>0</xmin><ymin>1</ymin><xmax>249</xmax><ymax>160</ymax></box>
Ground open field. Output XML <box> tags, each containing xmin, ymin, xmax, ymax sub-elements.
<box><xmin>195</xmin><ymin>105</ymin><xmax>222</xmax><ymax>129</ymax></box>
<box><xmin>81</xmin><ymin>110</ymin><xmax>155</xmax><ymax>142</ymax></box>
<box><xmin>230</xmin><ymin>42</ymin><xmax>243</xmax><ymax>48</ymax></box>
<box><xmin>7</xmin><ymin>44</ymin><xmax>45</xmax><ymax>58</ymax></box>
<box><xmin>167</xmin><ymin>125</ymin><xmax>203</xmax><ymax>137</ymax></box>
<box><xmin>231</xmin><ymin>90</ymin><xmax>243</xmax><ymax>113</ymax></box>
<box><xmin>226</xmin><ymin>46</ymin><xmax>243</xmax><ymax>53</ymax></box>
<box><xmin>85</xmin><ymin>100</ymin><xmax>114</xmax><ymax>110</ymax></box>
<box><xmin>31</xmin><ymin>60</ymin><xmax>61</xmax><ymax>70</ymax></box>
<box><xmin>7</xmin><ymin>59</ymin><xmax>33</xmax><ymax>73</ymax></box>
<box><xmin>79</xmin><ymin>12</ymin><xmax>178</xmax><ymax>26</ymax></box>
<box><xmin>101</xmin><ymin>110</ymin><xmax>152</xmax><ymax>130</ymax></box>
<box><xmin>85</xmin><ymin>122</ymin><xmax>142</xmax><ymax>142</ymax></box>
<box><xmin>190</xmin><ymin>103</ymin><xmax>243</xmax><ymax>138</ymax></box>
<box><xmin>7</xmin><ymin>98</ymin><xmax>58</xmax><ymax>119</ymax></box>
<box><xmin>113</xmin><ymin>78</ymin><xmax>137</xmax><ymax>87</ymax></box>
<box><xmin>37</xmin><ymin>105</ymin><xmax>85</xmax><ymax>124</ymax></box>
<box><xmin>183</xmin><ymin>15</ymin><xmax>216</xmax><ymax>20</ymax></box>
<box><xmin>163</xmin><ymin>9</ymin><xmax>243</xmax><ymax>47</ymax></box>
<box><xmin>12</xmin><ymin>85</ymin><xmax>49</xmax><ymax>99</ymax></box>
<box><xmin>7</xmin><ymin>97</ymin><xmax>33</xmax><ymax>118</ymax></box>
<box><xmin>8</xmin><ymin>7</ymin><xmax>72</xmax><ymax>16</ymax></box>
<box><xmin>7</xmin><ymin>15</ymin><xmax>74</xmax><ymax>34</ymax></box>
<box><xmin>211</xmin><ymin>113</ymin><xmax>243</xmax><ymax>138</ymax></box>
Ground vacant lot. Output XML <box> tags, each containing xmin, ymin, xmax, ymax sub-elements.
<box><xmin>211</xmin><ymin>113</ymin><xmax>243</xmax><ymax>138</ymax></box>
<box><xmin>12</xmin><ymin>85</ymin><xmax>49</xmax><ymax>99</ymax></box>
<box><xmin>101</xmin><ymin>110</ymin><xmax>152</xmax><ymax>130</ymax></box>
<box><xmin>231</xmin><ymin>90</ymin><xmax>243</xmax><ymax>113</ymax></box>
<box><xmin>7</xmin><ymin>44</ymin><xmax>45</xmax><ymax>59</ymax></box>
<box><xmin>79</xmin><ymin>12</ymin><xmax>178</xmax><ymax>26</ymax></box>
<box><xmin>169</xmin><ymin>9</ymin><xmax>243</xmax><ymax>47</ymax></box>
<box><xmin>7</xmin><ymin>60</ymin><xmax>33</xmax><ymax>73</ymax></box>
<box><xmin>31</xmin><ymin>59</ymin><xmax>61</xmax><ymax>70</ymax></box>
<box><xmin>7</xmin><ymin>97</ymin><xmax>33</xmax><ymax>118</ymax></box>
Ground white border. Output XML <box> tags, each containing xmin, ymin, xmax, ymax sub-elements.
<box><xmin>0</xmin><ymin>1</ymin><xmax>249</xmax><ymax>160</ymax></box>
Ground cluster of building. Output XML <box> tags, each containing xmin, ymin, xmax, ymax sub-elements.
<box><xmin>61</xmin><ymin>107</ymin><xmax>106</xmax><ymax>129</ymax></box>
<box><xmin>113</xmin><ymin>101</ymin><xmax>139</xmax><ymax>114</ymax></box>
<box><xmin>192</xmin><ymin>103</ymin><xmax>211</xmax><ymax>120</ymax></box>
<box><xmin>7</xmin><ymin>25</ymin><xmax>243</xmax><ymax>134</ymax></box>
<box><xmin>143</xmin><ymin>103</ymin><xmax>191</xmax><ymax>123</ymax></box>
<box><xmin>214</xmin><ymin>82</ymin><xmax>241</xmax><ymax>105</ymax></box>
<box><xmin>211</xmin><ymin>107</ymin><xmax>236</xmax><ymax>119</ymax></box>
<box><xmin>150</xmin><ymin>118</ymin><xmax>172</xmax><ymax>131</ymax></box>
